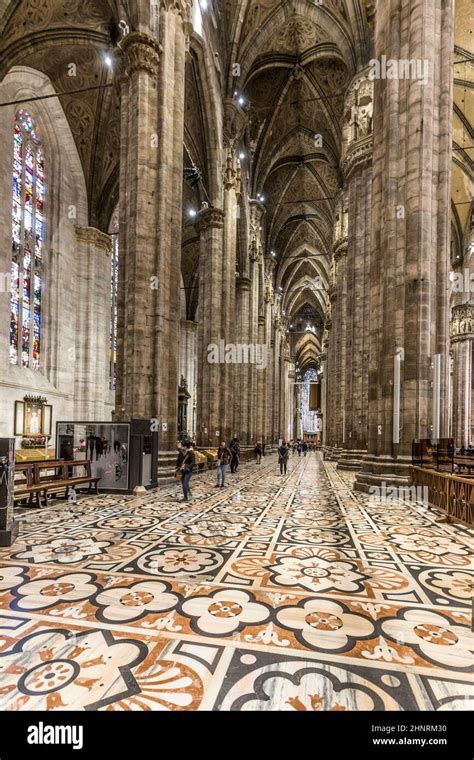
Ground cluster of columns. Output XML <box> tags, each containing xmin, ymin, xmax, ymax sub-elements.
<box><xmin>324</xmin><ymin>0</ymin><xmax>455</xmax><ymax>490</ymax></box>
<box><xmin>114</xmin><ymin>1</ymin><xmax>191</xmax><ymax>455</ymax></box>
<box><xmin>112</xmin><ymin>10</ymin><xmax>292</xmax><ymax>459</ymax></box>
<box><xmin>325</xmin><ymin>73</ymin><xmax>373</xmax><ymax>470</ymax></box>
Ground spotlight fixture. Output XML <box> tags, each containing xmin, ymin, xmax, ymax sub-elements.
<box><xmin>188</xmin><ymin>208</ymin><xmax>197</xmax><ymax>218</ymax></box>
<box><xmin>238</xmin><ymin>96</ymin><xmax>245</xmax><ymax>106</ymax></box>
<box><xmin>239</xmin><ymin>151</ymin><xmax>245</xmax><ymax>159</ymax></box>
<box><xmin>104</xmin><ymin>55</ymin><xmax>113</xmax><ymax>67</ymax></box>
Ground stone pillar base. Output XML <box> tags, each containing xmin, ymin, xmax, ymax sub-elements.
<box><xmin>354</xmin><ymin>454</ymin><xmax>413</xmax><ymax>493</ymax></box>
<box><xmin>325</xmin><ymin>447</ymin><xmax>344</xmax><ymax>462</ymax></box>
<box><xmin>0</xmin><ymin>520</ymin><xmax>19</xmax><ymax>547</ymax></box>
<box><xmin>337</xmin><ymin>449</ymin><xmax>367</xmax><ymax>470</ymax></box>
<box><xmin>157</xmin><ymin>451</ymin><xmax>180</xmax><ymax>482</ymax></box>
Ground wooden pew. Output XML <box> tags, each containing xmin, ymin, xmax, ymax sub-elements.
<box><xmin>14</xmin><ymin>459</ymin><xmax>100</xmax><ymax>508</ymax></box>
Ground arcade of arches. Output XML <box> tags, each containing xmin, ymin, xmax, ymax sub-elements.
<box><xmin>0</xmin><ymin>0</ymin><xmax>472</xmax><ymax>713</ymax></box>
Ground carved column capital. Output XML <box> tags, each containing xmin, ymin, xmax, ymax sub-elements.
<box><xmin>450</xmin><ymin>303</ymin><xmax>474</xmax><ymax>342</ymax></box>
<box><xmin>120</xmin><ymin>32</ymin><xmax>161</xmax><ymax>77</ymax></box>
<box><xmin>75</xmin><ymin>226</ymin><xmax>112</xmax><ymax>255</ymax></box>
<box><xmin>194</xmin><ymin>206</ymin><xmax>225</xmax><ymax>232</ymax></box>
<box><xmin>161</xmin><ymin>0</ymin><xmax>193</xmax><ymax>23</ymax></box>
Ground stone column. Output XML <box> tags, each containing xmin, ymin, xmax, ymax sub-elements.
<box><xmin>264</xmin><ymin>259</ymin><xmax>275</xmax><ymax>446</ymax></box>
<box><xmin>221</xmin><ymin>100</ymin><xmax>246</xmax><ymax>441</ymax></box>
<box><xmin>248</xmin><ymin>200</ymin><xmax>265</xmax><ymax>444</ymax></box>
<box><xmin>327</xmin><ymin>192</ymin><xmax>348</xmax><ymax>460</ymax></box>
<box><xmin>195</xmin><ymin>206</ymin><xmax>225</xmax><ymax>447</ymax></box>
<box><xmin>179</xmin><ymin>318</ymin><xmax>197</xmax><ymax>437</ymax></box>
<box><xmin>233</xmin><ymin>275</ymin><xmax>251</xmax><ymax>442</ymax></box>
<box><xmin>155</xmin><ymin>0</ymin><xmax>193</xmax><ymax>450</ymax></box>
<box><xmin>355</xmin><ymin>0</ymin><xmax>454</xmax><ymax>491</ymax></box>
<box><xmin>338</xmin><ymin>73</ymin><xmax>373</xmax><ymax>470</ymax></box>
<box><xmin>450</xmin><ymin>304</ymin><xmax>474</xmax><ymax>448</ymax></box>
<box><xmin>74</xmin><ymin>226</ymin><xmax>112</xmax><ymax>419</ymax></box>
<box><xmin>115</xmin><ymin>32</ymin><xmax>162</xmax><ymax>423</ymax></box>
<box><xmin>115</xmin><ymin>2</ymin><xmax>192</xmax><ymax>455</ymax></box>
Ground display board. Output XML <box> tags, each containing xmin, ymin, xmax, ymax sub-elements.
<box><xmin>56</xmin><ymin>422</ymin><xmax>130</xmax><ymax>491</ymax></box>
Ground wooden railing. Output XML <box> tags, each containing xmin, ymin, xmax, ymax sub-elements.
<box><xmin>412</xmin><ymin>467</ymin><xmax>474</xmax><ymax>526</ymax></box>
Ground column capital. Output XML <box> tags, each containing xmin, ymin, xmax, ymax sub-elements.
<box><xmin>194</xmin><ymin>206</ymin><xmax>225</xmax><ymax>232</ymax></box>
<box><xmin>120</xmin><ymin>32</ymin><xmax>162</xmax><ymax>77</ymax></box>
<box><xmin>236</xmin><ymin>275</ymin><xmax>251</xmax><ymax>291</ymax></box>
<box><xmin>333</xmin><ymin>239</ymin><xmax>348</xmax><ymax>260</ymax></box>
<box><xmin>75</xmin><ymin>226</ymin><xmax>112</xmax><ymax>254</ymax></box>
<box><xmin>161</xmin><ymin>0</ymin><xmax>193</xmax><ymax>23</ymax></box>
<box><xmin>450</xmin><ymin>303</ymin><xmax>474</xmax><ymax>342</ymax></box>
<box><xmin>341</xmin><ymin>135</ymin><xmax>373</xmax><ymax>180</ymax></box>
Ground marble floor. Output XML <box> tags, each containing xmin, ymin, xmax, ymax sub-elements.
<box><xmin>0</xmin><ymin>453</ymin><xmax>472</xmax><ymax>711</ymax></box>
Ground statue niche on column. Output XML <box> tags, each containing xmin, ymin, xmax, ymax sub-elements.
<box><xmin>178</xmin><ymin>375</ymin><xmax>191</xmax><ymax>439</ymax></box>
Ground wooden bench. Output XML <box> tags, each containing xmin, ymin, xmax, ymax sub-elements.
<box><xmin>453</xmin><ymin>455</ymin><xmax>474</xmax><ymax>476</ymax></box>
<box><xmin>15</xmin><ymin>459</ymin><xmax>100</xmax><ymax>508</ymax></box>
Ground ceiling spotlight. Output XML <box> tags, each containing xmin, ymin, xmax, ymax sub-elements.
<box><xmin>239</xmin><ymin>151</ymin><xmax>245</xmax><ymax>159</ymax></box>
<box><xmin>200</xmin><ymin>0</ymin><xmax>208</xmax><ymax>8</ymax></box>
<box><xmin>188</xmin><ymin>208</ymin><xmax>197</xmax><ymax>218</ymax></box>
<box><xmin>279</xmin><ymin>286</ymin><xmax>283</xmax><ymax>292</ymax></box>
<box><xmin>238</xmin><ymin>96</ymin><xmax>245</xmax><ymax>106</ymax></box>
<box><xmin>104</xmin><ymin>55</ymin><xmax>113</xmax><ymax>67</ymax></box>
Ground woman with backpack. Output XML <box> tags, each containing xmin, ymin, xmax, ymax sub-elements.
<box><xmin>278</xmin><ymin>440</ymin><xmax>289</xmax><ymax>475</ymax></box>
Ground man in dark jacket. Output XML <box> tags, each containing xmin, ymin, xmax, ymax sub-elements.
<box><xmin>229</xmin><ymin>438</ymin><xmax>240</xmax><ymax>473</ymax></box>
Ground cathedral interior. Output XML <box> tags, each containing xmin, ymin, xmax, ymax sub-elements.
<box><xmin>0</xmin><ymin>0</ymin><xmax>472</xmax><ymax>717</ymax></box>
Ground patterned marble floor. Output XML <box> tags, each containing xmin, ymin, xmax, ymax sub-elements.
<box><xmin>0</xmin><ymin>453</ymin><xmax>472</xmax><ymax>711</ymax></box>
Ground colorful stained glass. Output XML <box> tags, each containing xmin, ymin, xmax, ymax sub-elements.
<box><xmin>9</xmin><ymin>111</ymin><xmax>44</xmax><ymax>369</ymax></box>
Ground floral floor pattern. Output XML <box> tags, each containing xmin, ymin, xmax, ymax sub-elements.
<box><xmin>0</xmin><ymin>453</ymin><xmax>472</xmax><ymax>711</ymax></box>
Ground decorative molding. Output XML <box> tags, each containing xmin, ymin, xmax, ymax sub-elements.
<box><xmin>120</xmin><ymin>32</ymin><xmax>161</xmax><ymax>77</ymax></box>
<box><xmin>450</xmin><ymin>303</ymin><xmax>474</xmax><ymax>342</ymax></box>
<box><xmin>194</xmin><ymin>206</ymin><xmax>225</xmax><ymax>232</ymax></box>
<box><xmin>333</xmin><ymin>238</ymin><xmax>348</xmax><ymax>261</ymax></box>
<box><xmin>161</xmin><ymin>0</ymin><xmax>193</xmax><ymax>23</ymax></box>
<box><xmin>341</xmin><ymin>136</ymin><xmax>373</xmax><ymax>180</ymax></box>
<box><xmin>75</xmin><ymin>226</ymin><xmax>112</xmax><ymax>254</ymax></box>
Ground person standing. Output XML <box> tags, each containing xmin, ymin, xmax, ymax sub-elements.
<box><xmin>230</xmin><ymin>437</ymin><xmax>240</xmax><ymax>473</ymax></box>
<box><xmin>262</xmin><ymin>441</ymin><xmax>266</xmax><ymax>457</ymax></box>
<box><xmin>180</xmin><ymin>441</ymin><xmax>195</xmax><ymax>502</ymax></box>
<box><xmin>215</xmin><ymin>441</ymin><xmax>232</xmax><ymax>487</ymax></box>
<box><xmin>254</xmin><ymin>441</ymin><xmax>262</xmax><ymax>464</ymax></box>
<box><xmin>278</xmin><ymin>441</ymin><xmax>289</xmax><ymax>475</ymax></box>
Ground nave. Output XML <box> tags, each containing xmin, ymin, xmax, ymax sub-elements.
<box><xmin>0</xmin><ymin>453</ymin><xmax>472</xmax><ymax>712</ymax></box>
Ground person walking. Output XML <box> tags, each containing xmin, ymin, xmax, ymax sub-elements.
<box><xmin>180</xmin><ymin>441</ymin><xmax>195</xmax><ymax>502</ymax></box>
<box><xmin>302</xmin><ymin>441</ymin><xmax>308</xmax><ymax>457</ymax></box>
<box><xmin>215</xmin><ymin>441</ymin><xmax>231</xmax><ymax>487</ymax></box>
<box><xmin>278</xmin><ymin>440</ymin><xmax>289</xmax><ymax>475</ymax></box>
<box><xmin>262</xmin><ymin>441</ymin><xmax>266</xmax><ymax>457</ymax></box>
<box><xmin>254</xmin><ymin>441</ymin><xmax>263</xmax><ymax>464</ymax></box>
<box><xmin>296</xmin><ymin>439</ymin><xmax>302</xmax><ymax>457</ymax></box>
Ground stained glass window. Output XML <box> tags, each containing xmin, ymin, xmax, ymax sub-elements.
<box><xmin>110</xmin><ymin>231</ymin><xmax>119</xmax><ymax>389</ymax></box>
<box><xmin>10</xmin><ymin>110</ymin><xmax>44</xmax><ymax>369</ymax></box>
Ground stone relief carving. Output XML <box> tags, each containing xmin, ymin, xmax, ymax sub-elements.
<box><xmin>342</xmin><ymin>76</ymin><xmax>374</xmax><ymax>152</ymax></box>
<box><xmin>450</xmin><ymin>304</ymin><xmax>474</xmax><ymax>341</ymax></box>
